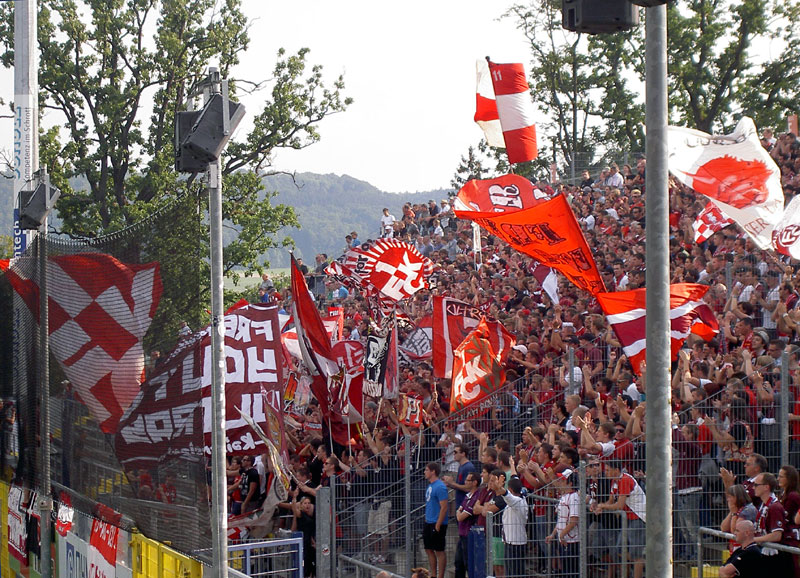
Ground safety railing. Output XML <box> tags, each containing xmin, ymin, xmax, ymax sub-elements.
<box><xmin>697</xmin><ymin>526</ymin><xmax>800</xmax><ymax>578</ymax></box>
<box><xmin>227</xmin><ymin>536</ymin><xmax>303</xmax><ymax>578</ymax></box>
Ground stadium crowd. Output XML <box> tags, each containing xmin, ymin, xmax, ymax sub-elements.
<box><xmin>222</xmin><ymin>129</ymin><xmax>800</xmax><ymax>578</ymax></box>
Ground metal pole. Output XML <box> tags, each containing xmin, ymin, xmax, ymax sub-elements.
<box><xmin>644</xmin><ymin>5</ymin><xmax>673</xmax><ymax>578</ymax></box>
<box><xmin>781</xmin><ymin>351</ymin><xmax>790</xmax><ymax>467</ymax></box>
<box><xmin>38</xmin><ymin>180</ymin><xmax>52</xmax><ymax>578</ymax></box>
<box><xmin>316</xmin><ymin>486</ymin><xmax>332</xmax><ymax>578</ymax></box>
<box><xmin>13</xmin><ymin>0</ymin><xmax>38</xmax><ymax>257</ymax></box>
<box><xmin>486</xmin><ymin>511</ymin><xmax>494</xmax><ymax>573</ymax></box>
<box><xmin>578</xmin><ymin>465</ymin><xmax>588</xmax><ymax>578</ymax></box>
<box><xmin>567</xmin><ymin>347</ymin><xmax>575</xmax><ymax>395</ymax></box>
<box><xmin>404</xmin><ymin>439</ymin><xmax>412</xmax><ymax>578</ymax></box>
<box><xmin>206</xmin><ymin>67</ymin><xmax>229</xmax><ymax>578</ymax></box>
<box><xmin>725</xmin><ymin>263</ymin><xmax>733</xmax><ymax>299</ymax></box>
<box><xmin>330</xmin><ymin>475</ymin><xmax>337</xmax><ymax>577</ymax></box>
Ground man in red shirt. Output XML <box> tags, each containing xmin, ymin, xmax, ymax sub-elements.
<box><xmin>595</xmin><ymin>460</ymin><xmax>646</xmax><ymax>578</ymax></box>
<box><xmin>752</xmin><ymin>472</ymin><xmax>792</xmax><ymax>574</ymax></box>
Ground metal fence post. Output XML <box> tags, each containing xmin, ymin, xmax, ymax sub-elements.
<box><xmin>316</xmin><ymin>486</ymin><xmax>331</xmax><ymax>578</ymax></box>
<box><xmin>486</xmin><ymin>510</ymin><xmax>494</xmax><ymax>575</ymax></box>
<box><xmin>405</xmin><ymin>438</ymin><xmax>412</xmax><ymax>578</ymax></box>
<box><xmin>568</xmin><ymin>347</ymin><xmax>576</xmax><ymax>395</ymax></box>
<box><xmin>330</xmin><ymin>474</ymin><xmax>338</xmax><ymax>577</ymax></box>
<box><xmin>782</xmin><ymin>350</ymin><xmax>790</xmax><ymax>467</ymax></box>
<box><xmin>578</xmin><ymin>465</ymin><xmax>588</xmax><ymax>578</ymax></box>
<box><xmin>697</xmin><ymin>529</ymin><xmax>704</xmax><ymax>578</ymax></box>
<box><xmin>621</xmin><ymin>514</ymin><xmax>628</xmax><ymax>578</ymax></box>
<box><xmin>725</xmin><ymin>262</ymin><xmax>733</xmax><ymax>299</ymax></box>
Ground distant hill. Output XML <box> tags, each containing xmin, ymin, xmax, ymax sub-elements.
<box><xmin>1</xmin><ymin>171</ymin><xmax>448</xmax><ymax>266</ymax></box>
<box><xmin>259</xmin><ymin>172</ymin><xmax>447</xmax><ymax>267</ymax></box>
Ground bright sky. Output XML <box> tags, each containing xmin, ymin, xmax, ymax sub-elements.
<box><xmin>235</xmin><ymin>1</ymin><xmax>531</xmax><ymax>193</ymax></box>
<box><xmin>0</xmin><ymin>1</ymin><xmax>531</xmax><ymax>194</ymax></box>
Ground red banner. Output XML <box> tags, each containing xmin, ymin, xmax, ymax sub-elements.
<box><xmin>432</xmin><ymin>297</ymin><xmax>482</xmax><ymax>379</ymax></box>
<box><xmin>88</xmin><ymin>518</ymin><xmax>119</xmax><ymax>578</ymax></box>
<box><xmin>450</xmin><ymin>318</ymin><xmax>515</xmax><ymax>418</ymax></box>
<box><xmin>114</xmin><ymin>303</ymin><xmax>284</xmax><ymax>468</ymax></box>
<box><xmin>456</xmin><ymin>193</ymin><xmax>606</xmax><ymax>295</ymax></box>
<box><xmin>398</xmin><ymin>394</ymin><xmax>423</xmax><ymax>427</ymax></box>
<box><xmin>454</xmin><ymin>174</ymin><xmax>551</xmax><ymax>213</ymax></box>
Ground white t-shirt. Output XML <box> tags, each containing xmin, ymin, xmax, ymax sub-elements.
<box><xmin>381</xmin><ymin>213</ymin><xmax>396</xmax><ymax>236</ymax></box>
<box><xmin>556</xmin><ymin>491</ymin><xmax>581</xmax><ymax>543</ymax></box>
<box><xmin>625</xmin><ymin>383</ymin><xmax>641</xmax><ymax>403</ymax></box>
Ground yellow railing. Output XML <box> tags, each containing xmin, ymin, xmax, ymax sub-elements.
<box><xmin>0</xmin><ymin>481</ymin><xmax>10</xmax><ymax>578</ymax></box>
<box><xmin>131</xmin><ymin>532</ymin><xmax>204</xmax><ymax>578</ymax></box>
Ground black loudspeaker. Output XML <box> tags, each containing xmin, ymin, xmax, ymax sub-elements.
<box><xmin>175</xmin><ymin>93</ymin><xmax>246</xmax><ymax>173</ymax></box>
<box><xmin>562</xmin><ymin>0</ymin><xmax>639</xmax><ymax>34</ymax></box>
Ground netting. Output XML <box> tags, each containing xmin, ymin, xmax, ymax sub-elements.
<box><xmin>0</xmin><ymin>192</ymin><xmax>212</xmax><ymax>555</ymax></box>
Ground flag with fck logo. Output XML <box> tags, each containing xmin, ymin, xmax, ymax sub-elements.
<box><xmin>88</xmin><ymin>518</ymin><xmax>119</xmax><ymax>578</ymax></box>
<box><xmin>450</xmin><ymin>317</ymin><xmax>515</xmax><ymax>418</ymax></box>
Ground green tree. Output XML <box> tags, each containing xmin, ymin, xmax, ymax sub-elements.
<box><xmin>0</xmin><ymin>0</ymin><xmax>351</xmax><ymax>281</ymax></box>
<box><xmin>0</xmin><ymin>234</ymin><xmax>11</xmax><ymax>259</ymax></box>
<box><xmin>506</xmin><ymin>0</ymin><xmax>800</xmax><ymax>171</ymax></box>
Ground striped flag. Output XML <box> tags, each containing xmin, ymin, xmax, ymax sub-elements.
<box><xmin>530</xmin><ymin>261</ymin><xmax>559</xmax><ymax>305</ymax></box>
<box><xmin>597</xmin><ymin>284</ymin><xmax>719</xmax><ymax>375</ymax></box>
<box><xmin>693</xmin><ymin>202</ymin><xmax>735</xmax><ymax>244</ymax></box>
<box><xmin>474</xmin><ymin>59</ymin><xmax>538</xmax><ymax>164</ymax></box>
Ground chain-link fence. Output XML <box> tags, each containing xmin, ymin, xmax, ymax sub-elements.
<box><xmin>312</xmin><ymin>338</ymin><xmax>798</xmax><ymax>578</ymax></box>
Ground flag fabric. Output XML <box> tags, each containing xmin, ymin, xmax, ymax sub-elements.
<box><xmin>5</xmin><ymin>253</ymin><xmax>162</xmax><ymax>433</ymax></box>
<box><xmin>475</xmin><ymin>60</ymin><xmax>538</xmax><ymax>163</ymax></box>
<box><xmin>474</xmin><ymin>59</ymin><xmax>504</xmax><ymax>147</ymax></box>
<box><xmin>114</xmin><ymin>303</ymin><xmax>284</xmax><ymax>467</ymax></box>
<box><xmin>330</xmin><ymin>340</ymin><xmax>365</xmax><ymax>423</ymax></box>
<box><xmin>363</xmin><ymin>333</ymin><xmax>390</xmax><ymax>397</ymax></box>
<box><xmin>88</xmin><ymin>518</ymin><xmax>119</xmax><ymax>578</ymax></box>
<box><xmin>772</xmin><ymin>195</ymin><xmax>800</xmax><ymax>259</ymax></box>
<box><xmin>281</xmin><ymin>314</ymin><xmax>340</xmax><ymax>362</ymax></box>
<box><xmin>668</xmin><ymin>117</ymin><xmax>784</xmax><ymax>250</ymax></box>
<box><xmin>530</xmin><ymin>261</ymin><xmax>560</xmax><ymax>305</ymax></box>
<box><xmin>597</xmin><ymin>283</ymin><xmax>720</xmax><ymax>375</ymax></box>
<box><xmin>454</xmin><ymin>174</ymin><xmax>552</xmax><ymax>213</ymax></box>
<box><xmin>385</xmin><ymin>323</ymin><xmax>399</xmax><ymax>400</ymax></box>
<box><xmin>455</xmin><ymin>192</ymin><xmax>606</xmax><ymax>295</ymax></box>
<box><xmin>0</xmin><ymin>259</ymin><xmax>8</xmax><ymax>272</ymax></box>
<box><xmin>433</xmin><ymin>296</ymin><xmax>483</xmax><ymax>379</ymax></box>
<box><xmin>398</xmin><ymin>394</ymin><xmax>423</xmax><ymax>427</ymax></box>
<box><xmin>399</xmin><ymin>326</ymin><xmax>432</xmax><ymax>361</ymax></box>
<box><xmin>694</xmin><ymin>202</ymin><xmax>736</xmax><ymax>244</ymax></box>
<box><xmin>450</xmin><ymin>317</ymin><xmax>516</xmax><ymax>418</ymax></box>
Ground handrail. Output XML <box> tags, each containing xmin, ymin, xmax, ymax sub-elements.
<box><xmin>338</xmin><ymin>554</ymin><xmax>404</xmax><ymax>578</ymax></box>
<box><xmin>697</xmin><ymin>526</ymin><xmax>800</xmax><ymax>578</ymax></box>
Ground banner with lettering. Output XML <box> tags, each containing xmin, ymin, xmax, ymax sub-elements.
<box><xmin>88</xmin><ymin>518</ymin><xmax>119</xmax><ymax>578</ymax></box>
<box><xmin>7</xmin><ymin>483</ymin><xmax>29</xmax><ymax>564</ymax></box>
<box><xmin>455</xmin><ymin>193</ymin><xmax>606</xmax><ymax>295</ymax></box>
<box><xmin>115</xmin><ymin>303</ymin><xmax>284</xmax><ymax>468</ymax></box>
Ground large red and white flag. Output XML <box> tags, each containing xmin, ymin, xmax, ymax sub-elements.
<box><xmin>5</xmin><ymin>253</ymin><xmax>162</xmax><ymax>433</ymax></box>
<box><xmin>433</xmin><ymin>296</ymin><xmax>482</xmax><ymax>379</ymax></box>
<box><xmin>115</xmin><ymin>303</ymin><xmax>284</xmax><ymax>467</ymax></box>
<box><xmin>474</xmin><ymin>59</ymin><xmax>538</xmax><ymax>163</ymax></box>
<box><xmin>454</xmin><ymin>173</ymin><xmax>551</xmax><ymax>213</ymax></box>
<box><xmin>668</xmin><ymin>117</ymin><xmax>784</xmax><ymax>250</ymax></box>
<box><xmin>474</xmin><ymin>59</ymin><xmax>504</xmax><ymax>148</ymax></box>
<box><xmin>455</xmin><ymin>187</ymin><xmax>606</xmax><ymax>295</ymax></box>
<box><xmin>694</xmin><ymin>202</ymin><xmax>736</xmax><ymax>244</ymax></box>
<box><xmin>772</xmin><ymin>195</ymin><xmax>800</xmax><ymax>260</ymax></box>
<box><xmin>450</xmin><ymin>317</ymin><xmax>515</xmax><ymax>418</ymax></box>
<box><xmin>597</xmin><ymin>284</ymin><xmax>719</xmax><ymax>375</ymax></box>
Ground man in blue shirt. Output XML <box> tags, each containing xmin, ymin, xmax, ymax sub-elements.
<box><xmin>423</xmin><ymin>462</ymin><xmax>449</xmax><ymax>578</ymax></box>
<box><xmin>445</xmin><ymin>444</ymin><xmax>477</xmax><ymax>508</ymax></box>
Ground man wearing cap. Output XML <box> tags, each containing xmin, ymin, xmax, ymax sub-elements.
<box><xmin>547</xmin><ymin>469</ymin><xmax>580</xmax><ymax>576</ymax></box>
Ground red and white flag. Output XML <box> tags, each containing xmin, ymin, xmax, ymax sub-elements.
<box><xmin>433</xmin><ymin>296</ymin><xmax>482</xmax><ymax>379</ymax></box>
<box><xmin>0</xmin><ymin>259</ymin><xmax>8</xmax><ymax>272</ymax></box>
<box><xmin>474</xmin><ymin>59</ymin><xmax>504</xmax><ymax>148</ymax></box>
<box><xmin>474</xmin><ymin>59</ymin><xmax>538</xmax><ymax>163</ymax></box>
<box><xmin>693</xmin><ymin>202</ymin><xmax>735</xmax><ymax>244</ymax></box>
<box><xmin>5</xmin><ymin>253</ymin><xmax>162</xmax><ymax>433</ymax></box>
<box><xmin>88</xmin><ymin>518</ymin><xmax>119</xmax><ymax>578</ymax></box>
<box><xmin>454</xmin><ymin>173</ymin><xmax>551</xmax><ymax>214</ymax></box>
<box><xmin>398</xmin><ymin>394</ymin><xmax>423</xmax><ymax>428</ymax></box>
<box><xmin>530</xmin><ymin>261</ymin><xmax>559</xmax><ymax>305</ymax></box>
<box><xmin>450</xmin><ymin>317</ymin><xmax>515</xmax><ymax>418</ymax></box>
<box><xmin>597</xmin><ymin>284</ymin><xmax>719</xmax><ymax>375</ymax></box>
<box><xmin>115</xmin><ymin>303</ymin><xmax>285</xmax><ymax>467</ymax></box>
<box><xmin>772</xmin><ymin>195</ymin><xmax>800</xmax><ymax>259</ymax></box>
<box><xmin>668</xmin><ymin>117</ymin><xmax>784</xmax><ymax>250</ymax></box>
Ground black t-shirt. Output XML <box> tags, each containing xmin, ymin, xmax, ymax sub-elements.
<box><xmin>725</xmin><ymin>543</ymin><xmax>762</xmax><ymax>576</ymax></box>
<box><xmin>239</xmin><ymin>467</ymin><xmax>261</xmax><ymax>505</ymax></box>
<box><xmin>490</xmin><ymin>493</ymin><xmax>508</xmax><ymax>538</ymax></box>
<box><xmin>296</xmin><ymin>512</ymin><xmax>316</xmax><ymax>549</ymax></box>
<box><xmin>309</xmin><ymin>457</ymin><xmax>324</xmax><ymax>487</ymax></box>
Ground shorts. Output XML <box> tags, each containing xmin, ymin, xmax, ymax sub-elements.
<box><xmin>619</xmin><ymin>517</ymin><xmax>645</xmax><ymax>559</ymax></box>
<box><xmin>423</xmin><ymin>522</ymin><xmax>448</xmax><ymax>551</ymax></box>
<box><xmin>367</xmin><ymin>500</ymin><xmax>391</xmax><ymax>535</ymax></box>
<box><xmin>491</xmin><ymin>536</ymin><xmax>505</xmax><ymax>562</ymax></box>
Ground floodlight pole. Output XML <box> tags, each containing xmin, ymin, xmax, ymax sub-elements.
<box><xmin>643</xmin><ymin>5</ymin><xmax>672</xmax><ymax>578</ymax></box>
<box><xmin>37</xmin><ymin>168</ymin><xmax>53</xmax><ymax>578</ymax></box>
<box><xmin>203</xmin><ymin>67</ymin><xmax>229</xmax><ymax>578</ymax></box>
